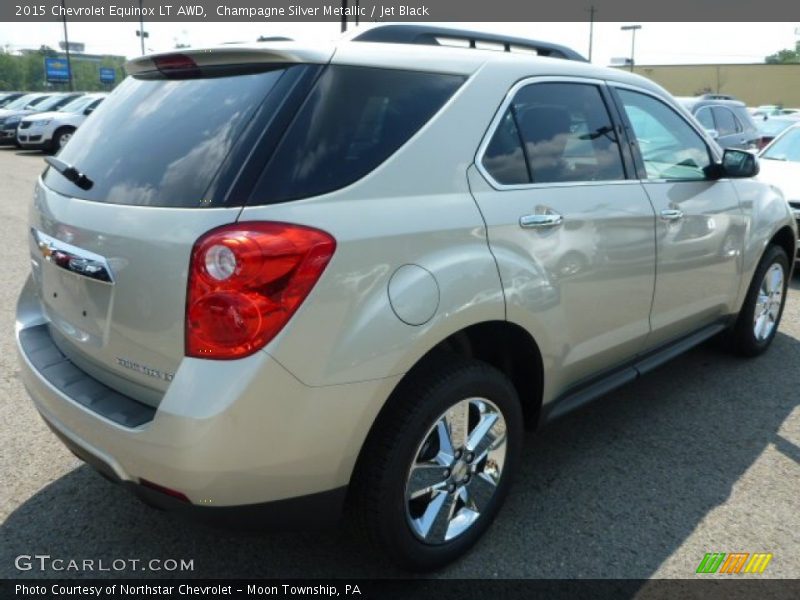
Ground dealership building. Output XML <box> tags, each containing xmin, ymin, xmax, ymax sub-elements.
<box><xmin>623</xmin><ymin>63</ymin><xmax>800</xmax><ymax>106</ymax></box>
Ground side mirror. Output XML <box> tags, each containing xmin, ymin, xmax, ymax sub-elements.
<box><xmin>705</xmin><ymin>128</ymin><xmax>720</xmax><ymax>140</ymax></box>
<box><xmin>83</xmin><ymin>107</ymin><xmax>94</xmax><ymax>116</ymax></box>
<box><xmin>721</xmin><ymin>148</ymin><xmax>759</xmax><ymax>178</ymax></box>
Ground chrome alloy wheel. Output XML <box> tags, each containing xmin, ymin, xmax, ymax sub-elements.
<box><xmin>404</xmin><ymin>397</ymin><xmax>507</xmax><ymax>544</ymax></box>
<box><xmin>58</xmin><ymin>131</ymin><xmax>72</xmax><ymax>149</ymax></box>
<box><xmin>753</xmin><ymin>263</ymin><xmax>784</xmax><ymax>341</ymax></box>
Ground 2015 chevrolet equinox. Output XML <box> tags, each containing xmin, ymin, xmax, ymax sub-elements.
<box><xmin>15</xmin><ymin>26</ymin><xmax>797</xmax><ymax>570</ymax></box>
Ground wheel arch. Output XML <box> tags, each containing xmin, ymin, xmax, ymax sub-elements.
<box><xmin>769</xmin><ymin>225</ymin><xmax>796</xmax><ymax>272</ymax></box>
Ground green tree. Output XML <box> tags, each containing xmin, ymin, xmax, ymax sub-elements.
<box><xmin>0</xmin><ymin>47</ymin><xmax>126</xmax><ymax>92</ymax></box>
<box><xmin>766</xmin><ymin>41</ymin><xmax>800</xmax><ymax>64</ymax></box>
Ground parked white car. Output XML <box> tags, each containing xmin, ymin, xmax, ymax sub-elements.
<box><xmin>758</xmin><ymin>123</ymin><xmax>800</xmax><ymax>260</ymax></box>
<box><xmin>17</xmin><ymin>93</ymin><xmax>106</xmax><ymax>152</ymax></box>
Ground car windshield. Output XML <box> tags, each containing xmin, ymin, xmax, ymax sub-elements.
<box><xmin>34</xmin><ymin>95</ymin><xmax>69</xmax><ymax>112</ymax></box>
<box><xmin>761</xmin><ymin>127</ymin><xmax>800</xmax><ymax>162</ymax></box>
<box><xmin>58</xmin><ymin>96</ymin><xmax>96</xmax><ymax>113</ymax></box>
<box><xmin>759</xmin><ymin>119</ymin><xmax>797</xmax><ymax>137</ymax></box>
<box><xmin>4</xmin><ymin>94</ymin><xmax>40</xmax><ymax>110</ymax></box>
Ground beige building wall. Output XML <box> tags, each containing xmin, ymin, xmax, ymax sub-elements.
<box><xmin>620</xmin><ymin>64</ymin><xmax>800</xmax><ymax>107</ymax></box>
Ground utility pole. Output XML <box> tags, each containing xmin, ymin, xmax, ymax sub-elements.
<box><xmin>621</xmin><ymin>24</ymin><xmax>642</xmax><ymax>73</ymax></box>
<box><xmin>60</xmin><ymin>0</ymin><xmax>74</xmax><ymax>91</ymax></box>
<box><xmin>341</xmin><ymin>0</ymin><xmax>347</xmax><ymax>33</ymax></box>
<box><xmin>587</xmin><ymin>5</ymin><xmax>595</xmax><ymax>62</ymax></box>
<box><xmin>137</xmin><ymin>0</ymin><xmax>147</xmax><ymax>55</ymax></box>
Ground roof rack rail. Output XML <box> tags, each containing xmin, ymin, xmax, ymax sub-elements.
<box><xmin>701</xmin><ymin>93</ymin><xmax>737</xmax><ymax>100</ymax></box>
<box><xmin>351</xmin><ymin>25</ymin><xmax>587</xmax><ymax>62</ymax></box>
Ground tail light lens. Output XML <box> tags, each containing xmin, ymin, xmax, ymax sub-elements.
<box><xmin>186</xmin><ymin>222</ymin><xmax>336</xmax><ymax>359</ymax></box>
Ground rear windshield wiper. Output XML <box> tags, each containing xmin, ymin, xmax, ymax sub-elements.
<box><xmin>44</xmin><ymin>156</ymin><xmax>94</xmax><ymax>191</ymax></box>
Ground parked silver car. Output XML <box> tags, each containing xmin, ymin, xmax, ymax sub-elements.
<box><xmin>15</xmin><ymin>26</ymin><xmax>796</xmax><ymax>570</ymax></box>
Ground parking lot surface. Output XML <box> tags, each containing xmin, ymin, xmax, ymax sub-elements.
<box><xmin>0</xmin><ymin>147</ymin><xmax>798</xmax><ymax>579</ymax></box>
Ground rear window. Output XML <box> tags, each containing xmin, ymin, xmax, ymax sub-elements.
<box><xmin>43</xmin><ymin>68</ymin><xmax>289</xmax><ymax>207</ymax></box>
<box><xmin>250</xmin><ymin>66</ymin><xmax>464</xmax><ymax>204</ymax></box>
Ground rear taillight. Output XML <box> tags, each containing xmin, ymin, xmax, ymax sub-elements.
<box><xmin>186</xmin><ymin>222</ymin><xmax>336</xmax><ymax>360</ymax></box>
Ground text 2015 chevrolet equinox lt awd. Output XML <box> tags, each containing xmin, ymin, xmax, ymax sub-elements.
<box><xmin>15</xmin><ymin>26</ymin><xmax>797</xmax><ymax>570</ymax></box>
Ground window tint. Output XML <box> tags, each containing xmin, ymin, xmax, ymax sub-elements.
<box><xmin>712</xmin><ymin>107</ymin><xmax>740</xmax><ymax>136</ymax></box>
<box><xmin>481</xmin><ymin>109</ymin><xmax>529</xmax><ymax>184</ymax></box>
<box><xmin>253</xmin><ymin>66</ymin><xmax>464</xmax><ymax>203</ymax></box>
<box><xmin>618</xmin><ymin>89</ymin><xmax>711</xmax><ymax>181</ymax></box>
<box><xmin>484</xmin><ymin>82</ymin><xmax>625</xmax><ymax>185</ymax></box>
<box><xmin>732</xmin><ymin>106</ymin><xmax>757</xmax><ymax>132</ymax></box>
<box><xmin>43</xmin><ymin>68</ymin><xmax>288</xmax><ymax>207</ymax></box>
<box><xmin>695</xmin><ymin>107</ymin><xmax>714</xmax><ymax>130</ymax></box>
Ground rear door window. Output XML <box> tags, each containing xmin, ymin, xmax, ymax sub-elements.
<box><xmin>482</xmin><ymin>82</ymin><xmax>626</xmax><ymax>185</ymax></box>
<box><xmin>250</xmin><ymin>66</ymin><xmax>464</xmax><ymax>204</ymax></box>
<box><xmin>43</xmin><ymin>67</ymin><xmax>291</xmax><ymax>207</ymax></box>
<box><xmin>711</xmin><ymin>107</ymin><xmax>740</xmax><ymax>136</ymax></box>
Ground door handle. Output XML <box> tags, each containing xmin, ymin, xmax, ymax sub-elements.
<box><xmin>660</xmin><ymin>209</ymin><xmax>684</xmax><ymax>222</ymax></box>
<box><xmin>519</xmin><ymin>213</ymin><xmax>564</xmax><ymax>229</ymax></box>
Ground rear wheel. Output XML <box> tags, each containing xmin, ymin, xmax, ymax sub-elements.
<box><xmin>349</xmin><ymin>357</ymin><xmax>523</xmax><ymax>571</ymax></box>
<box><xmin>729</xmin><ymin>244</ymin><xmax>789</xmax><ymax>356</ymax></box>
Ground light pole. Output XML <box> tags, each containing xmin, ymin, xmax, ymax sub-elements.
<box><xmin>620</xmin><ymin>24</ymin><xmax>641</xmax><ymax>73</ymax></box>
<box><xmin>60</xmin><ymin>0</ymin><xmax>74</xmax><ymax>91</ymax></box>
<box><xmin>620</xmin><ymin>24</ymin><xmax>641</xmax><ymax>72</ymax></box>
<box><xmin>587</xmin><ymin>5</ymin><xmax>595</xmax><ymax>62</ymax></box>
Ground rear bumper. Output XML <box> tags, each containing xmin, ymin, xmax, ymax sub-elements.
<box><xmin>44</xmin><ymin>416</ymin><xmax>347</xmax><ymax>528</ymax></box>
<box><xmin>16</xmin><ymin>276</ymin><xmax>399</xmax><ymax>519</ymax></box>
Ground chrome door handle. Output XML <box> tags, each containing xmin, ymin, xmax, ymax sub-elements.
<box><xmin>660</xmin><ymin>209</ymin><xmax>684</xmax><ymax>222</ymax></box>
<box><xmin>519</xmin><ymin>213</ymin><xmax>564</xmax><ymax>229</ymax></box>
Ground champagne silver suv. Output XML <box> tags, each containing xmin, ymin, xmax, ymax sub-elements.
<box><xmin>15</xmin><ymin>26</ymin><xmax>796</xmax><ymax>570</ymax></box>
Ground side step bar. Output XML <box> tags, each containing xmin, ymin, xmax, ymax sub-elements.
<box><xmin>544</xmin><ymin>322</ymin><xmax>728</xmax><ymax>423</ymax></box>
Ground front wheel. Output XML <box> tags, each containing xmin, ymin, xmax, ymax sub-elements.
<box><xmin>729</xmin><ymin>244</ymin><xmax>789</xmax><ymax>356</ymax></box>
<box><xmin>51</xmin><ymin>127</ymin><xmax>75</xmax><ymax>153</ymax></box>
<box><xmin>349</xmin><ymin>357</ymin><xmax>523</xmax><ymax>571</ymax></box>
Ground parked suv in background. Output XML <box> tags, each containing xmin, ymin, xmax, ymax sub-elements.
<box><xmin>17</xmin><ymin>93</ymin><xmax>106</xmax><ymax>152</ymax></box>
<box><xmin>0</xmin><ymin>92</ymin><xmax>83</xmax><ymax>146</ymax></box>
<box><xmin>15</xmin><ymin>26</ymin><xmax>796</xmax><ymax>570</ymax></box>
<box><xmin>677</xmin><ymin>94</ymin><xmax>761</xmax><ymax>150</ymax></box>
<box><xmin>0</xmin><ymin>92</ymin><xmax>26</xmax><ymax>108</ymax></box>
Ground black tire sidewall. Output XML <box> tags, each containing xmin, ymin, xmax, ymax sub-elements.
<box><xmin>735</xmin><ymin>245</ymin><xmax>789</xmax><ymax>355</ymax></box>
<box><xmin>372</xmin><ymin>362</ymin><xmax>523</xmax><ymax>570</ymax></box>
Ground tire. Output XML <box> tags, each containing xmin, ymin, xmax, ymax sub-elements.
<box><xmin>729</xmin><ymin>244</ymin><xmax>789</xmax><ymax>357</ymax></box>
<box><xmin>51</xmin><ymin>127</ymin><xmax>75</xmax><ymax>153</ymax></box>
<box><xmin>349</xmin><ymin>356</ymin><xmax>523</xmax><ymax>571</ymax></box>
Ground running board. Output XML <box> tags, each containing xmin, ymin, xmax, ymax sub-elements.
<box><xmin>544</xmin><ymin>322</ymin><xmax>728</xmax><ymax>423</ymax></box>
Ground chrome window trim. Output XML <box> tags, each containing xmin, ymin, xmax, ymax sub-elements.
<box><xmin>475</xmin><ymin>75</ymin><xmax>637</xmax><ymax>192</ymax></box>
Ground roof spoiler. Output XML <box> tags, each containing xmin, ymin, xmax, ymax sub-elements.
<box><xmin>352</xmin><ymin>25</ymin><xmax>587</xmax><ymax>62</ymax></box>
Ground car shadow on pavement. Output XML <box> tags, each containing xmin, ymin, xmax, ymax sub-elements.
<box><xmin>2</xmin><ymin>332</ymin><xmax>799</xmax><ymax>580</ymax></box>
